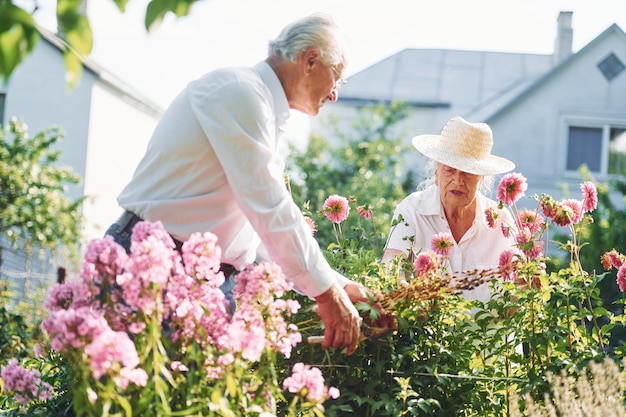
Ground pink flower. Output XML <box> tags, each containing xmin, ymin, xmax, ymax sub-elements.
<box><xmin>356</xmin><ymin>205</ymin><xmax>373</xmax><ymax>219</ymax></box>
<box><xmin>497</xmin><ymin>173</ymin><xmax>528</xmax><ymax>206</ymax></box>
<box><xmin>540</xmin><ymin>195</ymin><xmax>558</xmax><ymax>219</ymax></box>
<box><xmin>0</xmin><ymin>359</ymin><xmax>54</xmax><ymax>405</ymax></box>
<box><xmin>431</xmin><ymin>232</ymin><xmax>455</xmax><ymax>257</ymax></box>
<box><xmin>580</xmin><ymin>181</ymin><xmax>598</xmax><ymax>213</ymax></box>
<box><xmin>413</xmin><ymin>251</ymin><xmax>440</xmax><ymax>276</ymax></box>
<box><xmin>516</xmin><ymin>209</ymin><xmax>544</xmax><ymax>235</ymax></box>
<box><xmin>561</xmin><ymin>199</ymin><xmax>583</xmax><ymax>225</ymax></box>
<box><xmin>323</xmin><ymin>194</ymin><xmax>350</xmax><ymax>223</ymax></box>
<box><xmin>617</xmin><ymin>263</ymin><xmax>626</xmax><ymax>292</ymax></box>
<box><xmin>551</xmin><ymin>203</ymin><xmax>575</xmax><ymax>226</ymax></box>
<box><xmin>499</xmin><ymin>250</ymin><xmax>518</xmax><ymax>282</ymax></box>
<box><xmin>303</xmin><ymin>216</ymin><xmax>317</xmax><ymax>236</ymax></box>
<box><xmin>484</xmin><ymin>207</ymin><xmax>499</xmax><ymax>228</ymax></box>
<box><xmin>283</xmin><ymin>362</ymin><xmax>338</xmax><ymax>403</ymax></box>
<box><xmin>602</xmin><ymin>249</ymin><xmax>624</xmax><ymax>270</ymax></box>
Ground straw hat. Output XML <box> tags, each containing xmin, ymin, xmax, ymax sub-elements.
<box><xmin>411</xmin><ymin>116</ymin><xmax>515</xmax><ymax>176</ymax></box>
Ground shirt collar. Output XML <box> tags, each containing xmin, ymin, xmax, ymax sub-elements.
<box><xmin>254</xmin><ymin>61</ymin><xmax>290</xmax><ymax>128</ymax></box>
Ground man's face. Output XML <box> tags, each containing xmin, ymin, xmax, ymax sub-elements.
<box><xmin>290</xmin><ymin>49</ymin><xmax>346</xmax><ymax>116</ymax></box>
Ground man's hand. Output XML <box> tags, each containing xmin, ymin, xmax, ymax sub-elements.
<box><xmin>314</xmin><ymin>283</ymin><xmax>361</xmax><ymax>355</ymax></box>
<box><xmin>343</xmin><ymin>282</ymin><xmax>397</xmax><ymax>329</ymax></box>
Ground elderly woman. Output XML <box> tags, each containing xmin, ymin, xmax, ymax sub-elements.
<box><xmin>382</xmin><ymin>116</ymin><xmax>516</xmax><ymax>304</ymax></box>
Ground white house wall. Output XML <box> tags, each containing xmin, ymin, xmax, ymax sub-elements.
<box><xmin>83</xmin><ymin>84</ymin><xmax>159</xmax><ymax>242</ymax></box>
<box><xmin>489</xmin><ymin>29</ymin><xmax>626</xmax><ymax>202</ymax></box>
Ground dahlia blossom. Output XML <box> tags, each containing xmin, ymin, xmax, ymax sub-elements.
<box><xmin>414</xmin><ymin>251</ymin><xmax>440</xmax><ymax>275</ymax></box>
<box><xmin>323</xmin><ymin>194</ymin><xmax>350</xmax><ymax>223</ymax></box>
<box><xmin>617</xmin><ymin>263</ymin><xmax>626</xmax><ymax>292</ymax></box>
<box><xmin>356</xmin><ymin>205</ymin><xmax>373</xmax><ymax>219</ymax></box>
<box><xmin>497</xmin><ymin>172</ymin><xmax>528</xmax><ymax>206</ymax></box>
<box><xmin>431</xmin><ymin>232</ymin><xmax>455</xmax><ymax>257</ymax></box>
<box><xmin>498</xmin><ymin>249</ymin><xmax>518</xmax><ymax>282</ymax></box>
<box><xmin>580</xmin><ymin>181</ymin><xmax>598</xmax><ymax>213</ymax></box>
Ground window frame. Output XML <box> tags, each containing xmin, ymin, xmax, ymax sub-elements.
<box><xmin>562</xmin><ymin>116</ymin><xmax>626</xmax><ymax>179</ymax></box>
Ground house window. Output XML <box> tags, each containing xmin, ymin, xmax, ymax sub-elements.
<box><xmin>566</xmin><ymin>123</ymin><xmax>626</xmax><ymax>176</ymax></box>
<box><xmin>597</xmin><ymin>53</ymin><xmax>625</xmax><ymax>82</ymax></box>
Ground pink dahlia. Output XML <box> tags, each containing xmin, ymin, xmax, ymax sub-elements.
<box><xmin>601</xmin><ymin>249</ymin><xmax>624</xmax><ymax>270</ymax></box>
<box><xmin>303</xmin><ymin>216</ymin><xmax>317</xmax><ymax>236</ymax></box>
<box><xmin>580</xmin><ymin>181</ymin><xmax>598</xmax><ymax>213</ymax></box>
<box><xmin>484</xmin><ymin>207</ymin><xmax>499</xmax><ymax>228</ymax></box>
<box><xmin>356</xmin><ymin>205</ymin><xmax>373</xmax><ymax>219</ymax></box>
<box><xmin>617</xmin><ymin>263</ymin><xmax>626</xmax><ymax>292</ymax></box>
<box><xmin>414</xmin><ymin>251</ymin><xmax>440</xmax><ymax>276</ymax></box>
<box><xmin>499</xmin><ymin>249</ymin><xmax>518</xmax><ymax>282</ymax></box>
<box><xmin>323</xmin><ymin>194</ymin><xmax>350</xmax><ymax>224</ymax></box>
<box><xmin>431</xmin><ymin>232</ymin><xmax>455</xmax><ymax>257</ymax></box>
<box><xmin>561</xmin><ymin>199</ymin><xmax>583</xmax><ymax>225</ymax></box>
<box><xmin>497</xmin><ymin>173</ymin><xmax>528</xmax><ymax>206</ymax></box>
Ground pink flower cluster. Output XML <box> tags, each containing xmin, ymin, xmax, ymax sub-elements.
<box><xmin>40</xmin><ymin>220</ymin><xmax>305</xmax><ymax>393</ymax></box>
<box><xmin>202</xmin><ymin>262</ymin><xmax>303</xmax><ymax>378</ymax></box>
<box><xmin>489</xmin><ymin>175</ymin><xmax>600</xmax><ymax>279</ymax></box>
<box><xmin>0</xmin><ymin>359</ymin><xmax>53</xmax><ymax>406</ymax></box>
<box><xmin>283</xmin><ymin>362</ymin><xmax>340</xmax><ymax>403</ymax></box>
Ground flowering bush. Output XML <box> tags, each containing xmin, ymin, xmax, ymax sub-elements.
<box><xmin>3</xmin><ymin>163</ymin><xmax>626</xmax><ymax>416</ymax></box>
<box><xmin>280</xmin><ymin>172</ymin><xmax>626</xmax><ymax>416</ymax></box>
<box><xmin>0</xmin><ymin>221</ymin><xmax>339</xmax><ymax>416</ymax></box>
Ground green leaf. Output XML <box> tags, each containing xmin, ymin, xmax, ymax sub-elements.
<box><xmin>0</xmin><ymin>2</ymin><xmax>39</xmax><ymax>81</ymax></box>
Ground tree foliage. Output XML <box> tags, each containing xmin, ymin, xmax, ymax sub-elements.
<box><xmin>0</xmin><ymin>118</ymin><xmax>84</xmax><ymax>255</ymax></box>
<box><xmin>285</xmin><ymin>102</ymin><xmax>417</xmax><ymax>256</ymax></box>
<box><xmin>0</xmin><ymin>0</ymin><xmax>200</xmax><ymax>87</ymax></box>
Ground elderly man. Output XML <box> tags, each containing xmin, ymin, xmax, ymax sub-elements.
<box><xmin>105</xmin><ymin>14</ymin><xmax>392</xmax><ymax>354</ymax></box>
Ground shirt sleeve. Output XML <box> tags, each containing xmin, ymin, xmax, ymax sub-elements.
<box><xmin>188</xmin><ymin>77</ymin><xmax>340</xmax><ymax>297</ymax></box>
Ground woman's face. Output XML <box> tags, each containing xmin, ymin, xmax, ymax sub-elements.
<box><xmin>435</xmin><ymin>163</ymin><xmax>483</xmax><ymax>212</ymax></box>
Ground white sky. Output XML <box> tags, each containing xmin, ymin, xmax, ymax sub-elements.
<box><xmin>31</xmin><ymin>0</ymin><xmax>626</xmax><ymax>109</ymax></box>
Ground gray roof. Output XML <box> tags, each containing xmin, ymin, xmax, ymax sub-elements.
<box><xmin>338</xmin><ymin>48</ymin><xmax>555</xmax><ymax>117</ymax></box>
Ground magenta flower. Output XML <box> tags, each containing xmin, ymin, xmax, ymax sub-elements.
<box><xmin>323</xmin><ymin>194</ymin><xmax>350</xmax><ymax>223</ymax></box>
<box><xmin>431</xmin><ymin>232</ymin><xmax>455</xmax><ymax>257</ymax></box>
<box><xmin>497</xmin><ymin>172</ymin><xmax>528</xmax><ymax>206</ymax></box>
<box><xmin>580</xmin><ymin>181</ymin><xmax>598</xmax><ymax>213</ymax></box>
<box><xmin>356</xmin><ymin>205</ymin><xmax>373</xmax><ymax>219</ymax></box>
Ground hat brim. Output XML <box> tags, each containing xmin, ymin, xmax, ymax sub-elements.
<box><xmin>412</xmin><ymin>134</ymin><xmax>515</xmax><ymax>176</ymax></box>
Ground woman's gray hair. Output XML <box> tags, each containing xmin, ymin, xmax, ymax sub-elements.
<box><xmin>267</xmin><ymin>13</ymin><xmax>348</xmax><ymax>69</ymax></box>
<box><xmin>418</xmin><ymin>159</ymin><xmax>496</xmax><ymax>196</ymax></box>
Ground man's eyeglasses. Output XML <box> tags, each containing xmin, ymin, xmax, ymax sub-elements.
<box><xmin>335</xmin><ymin>77</ymin><xmax>348</xmax><ymax>90</ymax></box>
<box><xmin>331</xmin><ymin>66</ymin><xmax>348</xmax><ymax>90</ymax></box>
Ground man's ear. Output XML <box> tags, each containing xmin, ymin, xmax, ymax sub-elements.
<box><xmin>301</xmin><ymin>47</ymin><xmax>321</xmax><ymax>71</ymax></box>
